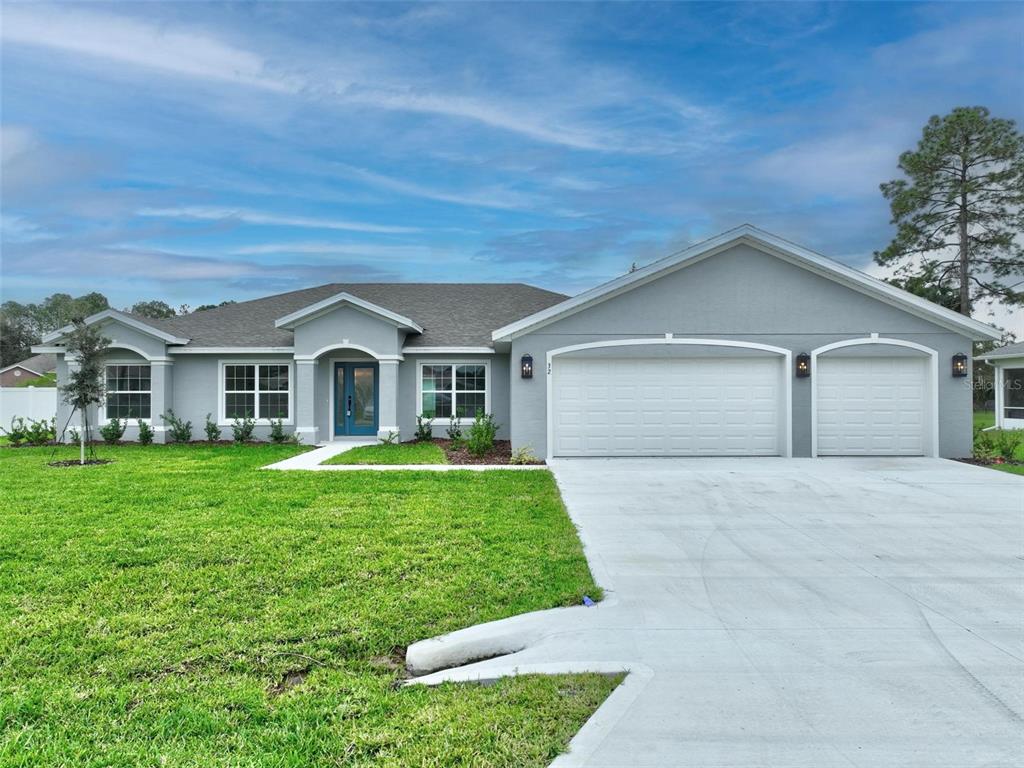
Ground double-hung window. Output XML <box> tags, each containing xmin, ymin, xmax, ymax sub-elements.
<box><xmin>105</xmin><ymin>364</ymin><xmax>151</xmax><ymax>420</ymax></box>
<box><xmin>419</xmin><ymin>363</ymin><xmax>487</xmax><ymax>420</ymax></box>
<box><xmin>222</xmin><ymin>363</ymin><xmax>291</xmax><ymax>422</ymax></box>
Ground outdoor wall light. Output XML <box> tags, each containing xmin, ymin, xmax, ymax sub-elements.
<box><xmin>521</xmin><ymin>354</ymin><xmax>534</xmax><ymax>379</ymax></box>
<box><xmin>952</xmin><ymin>353</ymin><xmax>968</xmax><ymax>377</ymax></box>
<box><xmin>795</xmin><ymin>353</ymin><xmax>811</xmax><ymax>378</ymax></box>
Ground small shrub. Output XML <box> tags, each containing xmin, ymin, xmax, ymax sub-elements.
<box><xmin>992</xmin><ymin>429</ymin><xmax>1023</xmax><ymax>461</ymax></box>
<box><xmin>446</xmin><ymin>412</ymin><xmax>463</xmax><ymax>444</ymax></box>
<box><xmin>466</xmin><ymin>412</ymin><xmax>499</xmax><ymax>457</ymax></box>
<box><xmin>137</xmin><ymin>420</ymin><xmax>154</xmax><ymax>446</ymax></box>
<box><xmin>415</xmin><ymin>415</ymin><xmax>433</xmax><ymax>441</ymax></box>
<box><xmin>68</xmin><ymin>427</ymin><xmax>81</xmax><ymax>444</ymax></box>
<box><xmin>269</xmin><ymin>418</ymin><xmax>288</xmax><ymax>444</ymax></box>
<box><xmin>16</xmin><ymin>417</ymin><xmax>56</xmax><ymax>446</ymax></box>
<box><xmin>3</xmin><ymin>417</ymin><xmax>28</xmax><ymax>446</ymax></box>
<box><xmin>162</xmin><ymin>409</ymin><xmax>192</xmax><ymax>443</ymax></box>
<box><xmin>99</xmin><ymin>418</ymin><xmax>127</xmax><ymax>445</ymax></box>
<box><xmin>379</xmin><ymin>430</ymin><xmax>398</xmax><ymax>445</ymax></box>
<box><xmin>231</xmin><ymin>415</ymin><xmax>255</xmax><ymax>443</ymax></box>
<box><xmin>204</xmin><ymin>413</ymin><xmax>221</xmax><ymax>442</ymax></box>
<box><xmin>509</xmin><ymin>445</ymin><xmax>538</xmax><ymax>465</ymax></box>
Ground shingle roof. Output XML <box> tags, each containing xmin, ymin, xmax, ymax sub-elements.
<box><xmin>2</xmin><ymin>353</ymin><xmax>56</xmax><ymax>374</ymax></box>
<box><xmin>133</xmin><ymin>283</ymin><xmax>568</xmax><ymax>348</ymax></box>
<box><xmin>981</xmin><ymin>341</ymin><xmax>1024</xmax><ymax>359</ymax></box>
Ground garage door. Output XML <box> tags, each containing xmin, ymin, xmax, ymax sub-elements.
<box><xmin>552</xmin><ymin>356</ymin><xmax>784</xmax><ymax>456</ymax></box>
<box><xmin>816</xmin><ymin>356</ymin><xmax>928</xmax><ymax>456</ymax></box>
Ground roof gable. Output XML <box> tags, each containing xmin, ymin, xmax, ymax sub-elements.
<box><xmin>274</xmin><ymin>291</ymin><xmax>423</xmax><ymax>333</ymax></box>
<box><xmin>491</xmin><ymin>225</ymin><xmax>1001</xmax><ymax>342</ymax></box>
<box><xmin>40</xmin><ymin>309</ymin><xmax>190</xmax><ymax>345</ymax></box>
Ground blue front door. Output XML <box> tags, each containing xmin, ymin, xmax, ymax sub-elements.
<box><xmin>334</xmin><ymin>363</ymin><xmax>379</xmax><ymax>436</ymax></box>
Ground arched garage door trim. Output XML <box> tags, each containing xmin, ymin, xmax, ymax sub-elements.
<box><xmin>546</xmin><ymin>338</ymin><xmax>793</xmax><ymax>460</ymax></box>
<box><xmin>810</xmin><ymin>336</ymin><xmax>939</xmax><ymax>458</ymax></box>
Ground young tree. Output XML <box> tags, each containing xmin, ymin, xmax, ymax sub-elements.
<box><xmin>875</xmin><ymin>106</ymin><xmax>1024</xmax><ymax>316</ymax></box>
<box><xmin>58</xmin><ymin>320</ymin><xmax>110</xmax><ymax>465</ymax></box>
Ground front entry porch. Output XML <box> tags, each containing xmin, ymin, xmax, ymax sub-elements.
<box><xmin>293</xmin><ymin>350</ymin><xmax>399</xmax><ymax>445</ymax></box>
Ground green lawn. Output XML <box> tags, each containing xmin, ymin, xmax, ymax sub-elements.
<box><xmin>325</xmin><ymin>441</ymin><xmax>448</xmax><ymax>465</ymax></box>
<box><xmin>0</xmin><ymin>444</ymin><xmax>614</xmax><ymax>767</ymax></box>
<box><xmin>13</xmin><ymin>372</ymin><xmax>56</xmax><ymax>388</ymax></box>
<box><xmin>973</xmin><ymin>410</ymin><xmax>995</xmax><ymax>430</ymax></box>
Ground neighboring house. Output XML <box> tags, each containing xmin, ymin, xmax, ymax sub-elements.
<box><xmin>34</xmin><ymin>225</ymin><xmax>999</xmax><ymax>458</ymax></box>
<box><xmin>0</xmin><ymin>353</ymin><xmax>56</xmax><ymax>387</ymax></box>
<box><xmin>977</xmin><ymin>342</ymin><xmax>1024</xmax><ymax>430</ymax></box>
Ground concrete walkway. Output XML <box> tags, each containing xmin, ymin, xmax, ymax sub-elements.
<box><xmin>407</xmin><ymin>458</ymin><xmax>1024</xmax><ymax>768</ymax></box>
<box><xmin>262</xmin><ymin>440</ymin><xmax>548</xmax><ymax>471</ymax></box>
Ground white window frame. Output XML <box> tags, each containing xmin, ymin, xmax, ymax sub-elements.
<box><xmin>217</xmin><ymin>360</ymin><xmax>294</xmax><ymax>426</ymax></box>
<box><xmin>416</xmin><ymin>360</ymin><xmax>491</xmax><ymax>424</ymax></box>
<box><xmin>102</xmin><ymin>361</ymin><xmax>153</xmax><ymax>423</ymax></box>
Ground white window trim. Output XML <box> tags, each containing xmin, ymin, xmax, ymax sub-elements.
<box><xmin>217</xmin><ymin>360</ymin><xmax>294</xmax><ymax>426</ymax></box>
<box><xmin>102</xmin><ymin>360</ymin><xmax>153</xmax><ymax>424</ymax></box>
<box><xmin>416</xmin><ymin>360</ymin><xmax>491</xmax><ymax>424</ymax></box>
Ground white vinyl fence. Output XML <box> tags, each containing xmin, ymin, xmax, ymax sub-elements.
<box><xmin>0</xmin><ymin>387</ymin><xmax>58</xmax><ymax>427</ymax></box>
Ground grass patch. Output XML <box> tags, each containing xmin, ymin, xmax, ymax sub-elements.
<box><xmin>973</xmin><ymin>410</ymin><xmax>995</xmax><ymax>430</ymax></box>
<box><xmin>324</xmin><ymin>441</ymin><xmax>448</xmax><ymax>465</ymax></box>
<box><xmin>0</xmin><ymin>444</ymin><xmax>612</xmax><ymax>766</ymax></box>
<box><xmin>13</xmin><ymin>371</ymin><xmax>56</xmax><ymax>387</ymax></box>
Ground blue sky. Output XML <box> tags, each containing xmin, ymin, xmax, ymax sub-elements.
<box><xmin>2</xmin><ymin>1</ymin><xmax>1021</xmax><ymax>326</ymax></box>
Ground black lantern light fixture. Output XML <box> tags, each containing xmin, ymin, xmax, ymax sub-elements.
<box><xmin>795</xmin><ymin>353</ymin><xmax>811</xmax><ymax>378</ymax></box>
<box><xmin>952</xmin><ymin>353</ymin><xmax>968</xmax><ymax>378</ymax></box>
<box><xmin>521</xmin><ymin>353</ymin><xmax>534</xmax><ymax>379</ymax></box>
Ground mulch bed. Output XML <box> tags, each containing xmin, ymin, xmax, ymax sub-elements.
<box><xmin>429</xmin><ymin>438</ymin><xmax>544</xmax><ymax>465</ymax></box>
<box><xmin>955</xmin><ymin>457</ymin><xmax>1024</xmax><ymax>468</ymax></box>
<box><xmin>48</xmin><ymin>459</ymin><xmax>114</xmax><ymax>467</ymax></box>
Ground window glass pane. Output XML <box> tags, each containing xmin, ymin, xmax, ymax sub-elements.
<box><xmin>259</xmin><ymin>365</ymin><xmax>289</xmax><ymax>392</ymax></box>
<box><xmin>225</xmin><ymin>365</ymin><xmax>255</xmax><ymax>392</ymax></box>
<box><xmin>422</xmin><ymin>365</ymin><xmax>452</xmax><ymax>393</ymax></box>
<box><xmin>421</xmin><ymin>392</ymin><xmax>452</xmax><ymax>418</ymax></box>
<box><xmin>455</xmin><ymin>365</ymin><xmax>486</xmax><ymax>391</ymax></box>
<box><xmin>106</xmin><ymin>393</ymin><xmax>151</xmax><ymax>420</ymax></box>
<box><xmin>259</xmin><ymin>392</ymin><xmax>289</xmax><ymax>419</ymax></box>
<box><xmin>225</xmin><ymin>393</ymin><xmax>256</xmax><ymax>419</ymax></box>
<box><xmin>1005</xmin><ymin>369</ymin><xmax>1024</xmax><ymax>408</ymax></box>
<box><xmin>455</xmin><ymin>392</ymin><xmax>486</xmax><ymax>418</ymax></box>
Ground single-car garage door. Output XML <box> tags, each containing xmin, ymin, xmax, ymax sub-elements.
<box><xmin>815</xmin><ymin>356</ymin><xmax>929</xmax><ymax>456</ymax></box>
<box><xmin>552</xmin><ymin>356</ymin><xmax>785</xmax><ymax>456</ymax></box>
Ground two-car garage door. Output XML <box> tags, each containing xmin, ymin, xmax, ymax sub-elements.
<box><xmin>552</xmin><ymin>356</ymin><xmax>785</xmax><ymax>456</ymax></box>
<box><xmin>550</xmin><ymin>352</ymin><xmax>931</xmax><ymax>457</ymax></box>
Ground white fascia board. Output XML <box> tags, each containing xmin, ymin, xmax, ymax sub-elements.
<box><xmin>40</xmin><ymin>309</ymin><xmax>190</xmax><ymax>345</ymax></box>
<box><xmin>274</xmin><ymin>292</ymin><xmax>423</xmax><ymax>332</ymax></box>
<box><xmin>491</xmin><ymin>224</ymin><xmax>1002</xmax><ymax>342</ymax></box>
<box><xmin>169</xmin><ymin>346</ymin><xmax>295</xmax><ymax>355</ymax></box>
<box><xmin>402</xmin><ymin>346</ymin><xmax>496</xmax><ymax>354</ymax></box>
<box><xmin>976</xmin><ymin>353</ymin><xmax>1024</xmax><ymax>362</ymax></box>
<box><xmin>30</xmin><ymin>346</ymin><xmax>64</xmax><ymax>354</ymax></box>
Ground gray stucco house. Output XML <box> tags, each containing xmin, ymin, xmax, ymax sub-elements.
<box><xmin>35</xmin><ymin>225</ymin><xmax>999</xmax><ymax>459</ymax></box>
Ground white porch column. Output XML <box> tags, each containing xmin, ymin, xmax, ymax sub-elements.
<box><xmin>994</xmin><ymin>365</ymin><xmax>1004</xmax><ymax>429</ymax></box>
<box><xmin>57</xmin><ymin>357</ymin><xmax>78</xmax><ymax>443</ymax></box>
<box><xmin>149</xmin><ymin>360</ymin><xmax>173</xmax><ymax>444</ymax></box>
<box><xmin>377</xmin><ymin>359</ymin><xmax>400</xmax><ymax>441</ymax></box>
<box><xmin>295</xmin><ymin>359</ymin><xmax>319</xmax><ymax>445</ymax></box>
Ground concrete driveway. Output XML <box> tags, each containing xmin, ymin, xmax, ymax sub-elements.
<box><xmin>409</xmin><ymin>458</ymin><xmax>1023</xmax><ymax>767</ymax></box>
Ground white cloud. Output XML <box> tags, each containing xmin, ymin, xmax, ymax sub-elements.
<box><xmin>230</xmin><ymin>241</ymin><xmax>447</xmax><ymax>263</ymax></box>
<box><xmin>136</xmin><ymin>206</ymin><xmax>420</xmax><ymax>234</ymax></box>
<box><xmin>330</xmin><ymin>163</ymin><xmax>537</xmax><ymax>210</ymax></box>
<box><xmin>1</xmin><ymin>5</ymin><xmax>294</xmax><ymax>93</ymax></box>
<box><xmin>0</xmin><ymin>4</ymin><xmax>719</xmax><ymax>154</ymax></box>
